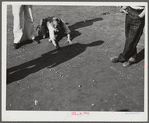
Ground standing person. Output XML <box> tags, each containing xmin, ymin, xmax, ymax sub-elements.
<box><xmin>110</xmin><ymin>6</ymin><xmax>145</xmax><ymax>67</ymax></box>
<box><xmin>12</xmin><ymin>5</ymin><xmax>36</xmax><ymax>49</ymax></box>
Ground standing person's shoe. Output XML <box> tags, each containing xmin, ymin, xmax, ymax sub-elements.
<box><xmin>123</xmin><ymin>57</ymin><xmax>136</xmax><ymax>67</ymax></box>
<box><xmin>110</xmin><ymin>56</ymin><xmax>119</xmax><ymax>63</ymax></box>
<box><xmin>13</xmin><ymin>43</ymin><xmax>21</xmax><ymax>49</ymax></box>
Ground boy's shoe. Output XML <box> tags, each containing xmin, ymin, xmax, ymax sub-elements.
<box><xmin>33</xmin><ymin>39</ymin><xmax>40</xmax><ymax>44</ymax></box>
<box><xmin>28</xmin><ymin>37</ymin><xmax>40</xmax><ymax>44</ymax></box>
<box><xmin>110</xmin><ymin>56</ymin><xmax>119</xmax><ymax>63</ymax></box>
<box><xmin>55</xmin><ymin>43</ymin><xmax>60</xmax><ymax>50</ymax></box>
<box><xmin>56</xmin><ymin>45</ymin><xmax>60</xmax><ymax>50</ymax></box>
<box><xmin>49</xmin><ymin>39</ymin><xmax>52</xmax><ymax>43</ymax></box>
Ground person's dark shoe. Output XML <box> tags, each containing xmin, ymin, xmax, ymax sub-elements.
<box><xmin>123</xmin><ymin>57</ymin><xmax>136</xmax><ymax>67</ymax></box>
<box><xmin>110</xmin><ymin>56</ymin><xmax>119</xmax><ymax>63</ymax></box>
<box><xmin>13</xmin><ymin>43</ymin><xmax>21</xmax><ymax>49</ymax></box>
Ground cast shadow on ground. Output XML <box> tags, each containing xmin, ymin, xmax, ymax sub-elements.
<box><xmin>7</xmin><ymin>40</ymin><xmax>104</xmax><ymax>84</ymax></box>
<box><xmin>69</xmin><ymin>17</ymin><xmax>103</xmax><ymax>40</ymax></box>
<box><xmin>129</xmin><ymin>49</ymin><xmax>144</xmax><ymax>66</ymax></box>
<box><xmin>136</xmin><ymin>49</ymin><xmax>144</xmax><ymax>63</ymax></box>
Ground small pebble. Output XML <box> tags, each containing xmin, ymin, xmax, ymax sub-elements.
<box><xmin>136</xmin><ymin>102</ymin><xmax>139</xmax><ymax>105</ymax></box>
<box><xmin>125</xmin><ymin>96</ymin><xmax>128</xmax><ymax>98</ymax></box>
<box><xmin>78</xmin><ymin>85</ymin><xmax>82</xmax><ymax>88</ymax></box>
<box><xmin>35</xmin><ymin>100</ymin><xmax>38</xmax><ymax>105</ymax></box>
<box><xmin>92</xmin><ymin>104</ymin><xmax>95</xmax><ymax>106</ymax></box>
<box><xmin>104</xmin><ymin>100</ymin><xmax>107</xmax><ymax>103</ymax></box>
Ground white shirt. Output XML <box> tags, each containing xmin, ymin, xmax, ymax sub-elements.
<box><xmin>130</xmin><ymin>6</ymin><xmax>145</xmax><ymax>10</ymax></box>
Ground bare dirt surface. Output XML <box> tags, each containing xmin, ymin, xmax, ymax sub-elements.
<box><xmin>6</xmin><ymin>5</ymin><xmax>144</xmax><ymax>111</ymax></box>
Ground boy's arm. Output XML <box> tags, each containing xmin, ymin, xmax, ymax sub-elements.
<box><xmin>67</xmin><ymin>34</ymin><xmax>71</xmax><ymax>41</ymax></box>
<box><xmin>61</xmin><ymin>19</ymin><xmax>72</xmax><ymax>42</ymax></box>
<box><xmin>61</xmin><ymin>19</ymin><xmax>71</xmax><ymax>34</ymax></box>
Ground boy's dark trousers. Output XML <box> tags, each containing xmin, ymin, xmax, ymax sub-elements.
<box><xmin>118</xmin><ymin>7</ymin><xmax>145</xmax><ymax>62</ymax></box>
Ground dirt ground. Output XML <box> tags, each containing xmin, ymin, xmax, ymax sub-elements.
<box><xmin>6</xmin><ymin>5</ymin><xmax>144</xmax><ymax>111</ymax></box>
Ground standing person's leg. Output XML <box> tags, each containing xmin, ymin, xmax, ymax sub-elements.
<box><xmin>110</xmin><ymin>14</ymin><xmax>130</xmax><ymax>62</ymax></box>
<box><xmin>119</xmin><ymin>18</ymin><xmax>144</xmax><ymax>60</ymax></box>
<box><xmin>125</xmin><ymin>14</ymin><xmax>130</xmax><ymax>43</ymax></box>
<box><xmin>23</xmin><ymin>5</ymin><xmax>35</xmax><ymax>41</ymax></box>
<box><xmin>122</xmin><ymin>17</ymin><xmax>145</xmax><ymax>67</ymax></box>
<box><xmin>110</xmin><ymin>8</ymin><xmax>145</xmax><ymax>67</ymax></box>
<box><xmin>118</xmin><ymin>14</ymin><xmax>132</xmax><ymax>62</ymax></box>
<box><xmin>12</xmin><ymin>5</ymin><xmax>23</xmax><ymax>49</ymax></box>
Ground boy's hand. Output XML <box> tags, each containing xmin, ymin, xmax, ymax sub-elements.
<box><xmin>67</xmin><ymin>38</ymin><xmax>73</xmax><ymax>44</ymax></box>
<box><xmin>67</xmin><ymin>34</ymin><xmax>73</xmax><ymax>44</ymax></box>
<box><xmin>138</xmin><ymin>9</ymin><xmax>145</xmax><ymax>18</ymax></box>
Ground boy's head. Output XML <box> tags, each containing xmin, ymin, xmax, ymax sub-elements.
<box><xmin>52</xmin><ymin>17</ymin><xmax>61</xmax><ymax>31</ymax></box>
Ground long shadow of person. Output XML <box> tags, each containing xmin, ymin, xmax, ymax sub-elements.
<box><xmin>7</xmin><ymin>40</ymin><xmax>104</xmax><ymax>84</ymax></box>
<box><xmin>136</xmin><ymin>49</ymin><xmax>144</xmax><ymax>63</ymax></box>
<box><xmin>69</xmin><ymin>18</ymin><xmax>103</xmax><ymax>40</ymax></box>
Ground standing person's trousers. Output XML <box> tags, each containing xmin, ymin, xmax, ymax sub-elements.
<box><xmin>118</xmin><ymin>7</ymin><xmax>145</xmax><ymax>62</ymax></box>
<box><xmin>12</xmin><ymin>5</ymin><xmax>35</xmax><ymax>44</ymax></box>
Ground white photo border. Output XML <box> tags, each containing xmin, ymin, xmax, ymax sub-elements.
<box><xmin>2</xmin><ymin>1</ymin><xmax>148</xmax><ymax>121</ymax></box>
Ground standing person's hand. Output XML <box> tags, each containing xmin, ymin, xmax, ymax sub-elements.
<box><xmin>120</xmin><ymin>6</ymin><xmax>128</xmax><ymax>14</ymax></box>
<box><xmin>138</xmin><ymin>9</ymin><xmax>145</xmax><ymax>18</ymax></box>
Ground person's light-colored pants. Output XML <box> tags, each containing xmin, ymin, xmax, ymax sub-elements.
<box><xmin>12</xmin><ymin>5</ymin><xmax>35</xmax><ymax>44</ymax></box>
